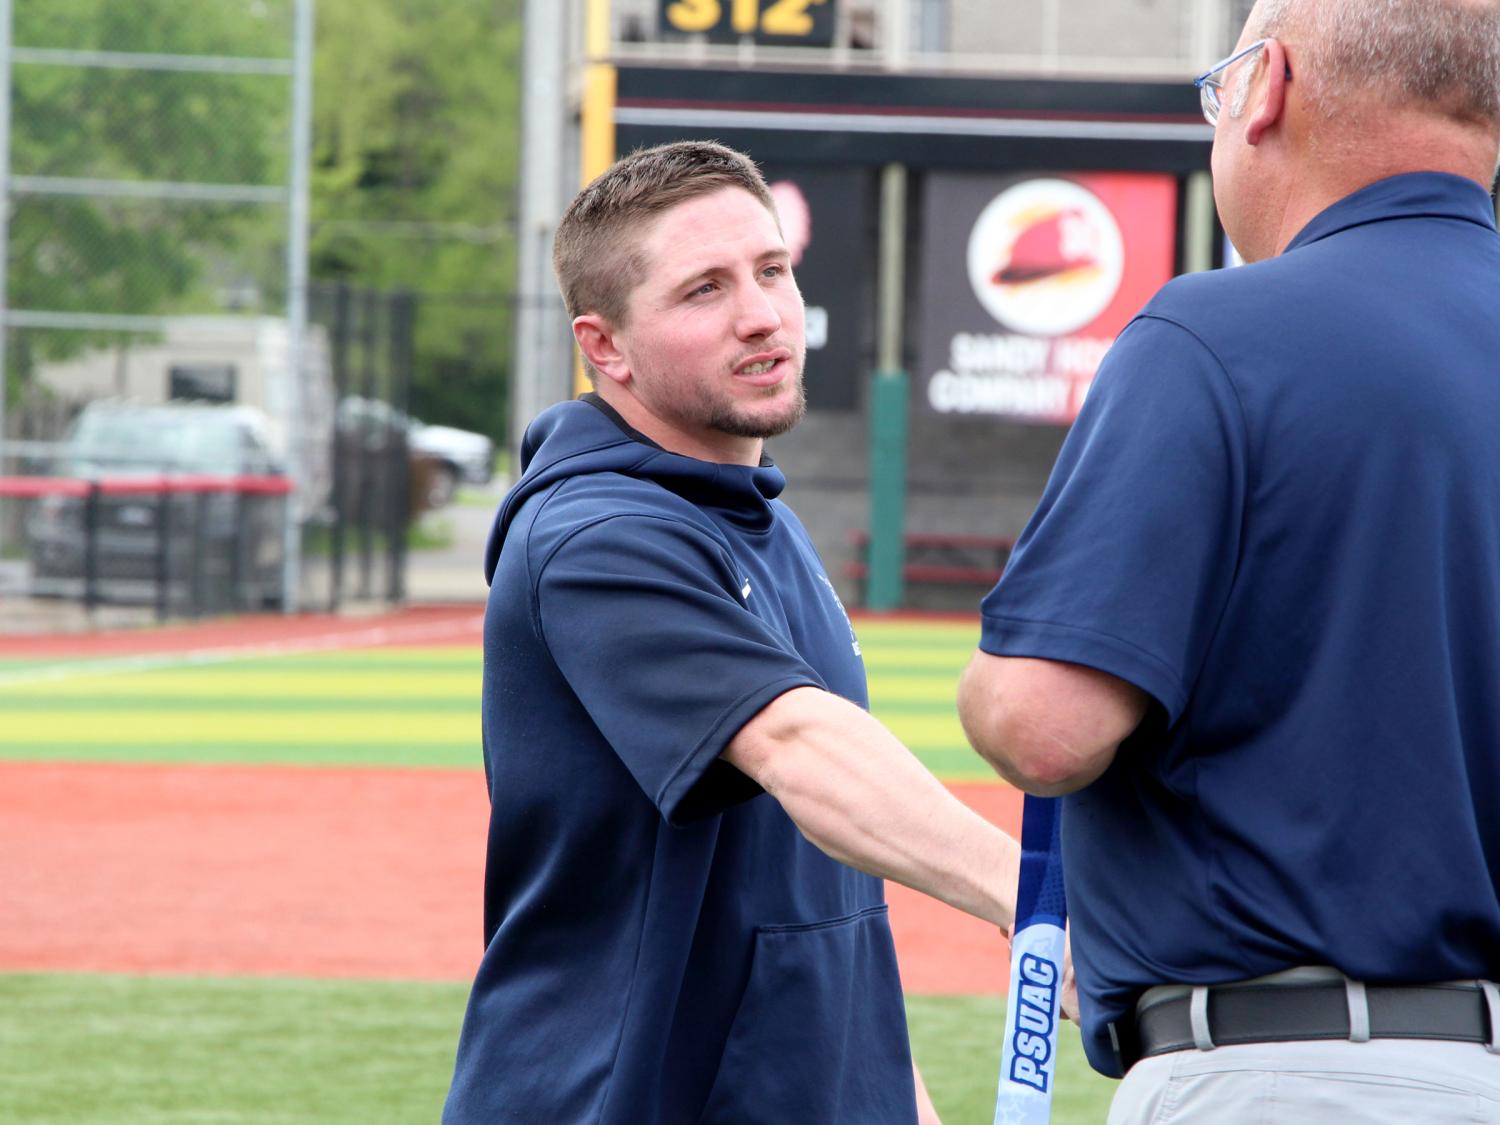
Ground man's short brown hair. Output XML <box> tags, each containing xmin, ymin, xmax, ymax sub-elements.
<box><xmin>552</xmin><ymin>141</ymin><xmax>778</xmax><ymax>327</ymax></box>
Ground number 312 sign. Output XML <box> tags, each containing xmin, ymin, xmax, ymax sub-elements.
<box><xmin>660</xmin><ymin>0</ymin><xmax>834</xmax><ymax>46</ymax></box>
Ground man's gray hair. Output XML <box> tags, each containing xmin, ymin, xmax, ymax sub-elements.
<box><xmin>1251</xmin><ymin>0</ymin><xmax>1500</xmax><ymax>123</ymax></box>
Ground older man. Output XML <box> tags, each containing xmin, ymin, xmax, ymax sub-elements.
<box><xmin>444</xmin><ymin>141</ymin><xmax>1020</xmax><ymax>1124</ymax></box>
<box><xmin>959</xmin><ymin>1</ymin><xmax>1500</xmax><ymax>1120</ymax></box>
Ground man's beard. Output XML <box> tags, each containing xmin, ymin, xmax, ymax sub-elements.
<box><xmin>705</xmin><ymin>374</ymin><xmax>808</xmax><ymax>440</ymax></box>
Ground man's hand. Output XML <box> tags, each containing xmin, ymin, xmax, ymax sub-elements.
<box><xmin>1059</xmin><ymin>931</ymin><xmax>1079</xmax><ymax>1023</ymax></box>
<box><xmin>1004</xmin><ymin>922</ymin><xmax>1079</xmax><ymax>1023</ymax></box>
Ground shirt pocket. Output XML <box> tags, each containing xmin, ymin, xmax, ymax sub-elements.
<box><xmin>699</xmin><ymin>904</ymin><xmax>916</xmax><ymax>1125</ymax></box>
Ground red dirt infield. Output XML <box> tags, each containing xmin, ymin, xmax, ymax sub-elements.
<box><xmin>0</xmin><ymin>760</ymin><xmax>1018</xmax><ymax>993</ymax></box>
<box><xmin>0</xmin><ymin>604</ymin><xmax>486</xmax><ymax>660</ymax></box>
<box><xmin>1</xmin><ymin>606</ymin><xmax>1019</xmax><ymax>994</ymax></box>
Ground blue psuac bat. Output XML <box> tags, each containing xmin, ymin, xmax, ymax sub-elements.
<box><xmin>995</xmin><ymin>794</ymin><xmax>1067</xmax><ymax>1125</ymax></box>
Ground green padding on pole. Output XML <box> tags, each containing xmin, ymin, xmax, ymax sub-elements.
<box><xmin>867</xmin><ymin>370</ymin><xmax>910</xmax><ymax>611</ymax></box>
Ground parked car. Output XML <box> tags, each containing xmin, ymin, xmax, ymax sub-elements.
<box><xmin>408</xmin><ymin>422</ymin><xmax>495</xmax><ymax>506</ymax></box>
<box><xmin>337</xmin><ymin>396</ymin><xmax>495</xmax><ymax>508</ymax></box>
<box><xmin>26</xmin><ymin>400</ymin><xmax>288</xmax><ymax>607</ymax></box>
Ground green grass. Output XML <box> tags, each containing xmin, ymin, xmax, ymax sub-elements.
<box><xmin>908</xmin><ymin>995</ymin><xmax>1115</xmax><ymax>1124</ymax></box>
<box><xmin>0</xmin><ymin>973</ymin><xmax>467</xmax><ymax>1124</ymax></box>
<box><xmin>453</xmin><ymin>485</ymin><xmax>502</xmax><ymax>509</ymax></box>
<box><xmin>408</xmin><ymin>512</ymin><xmax>455</xmax><ymax>550</ymax></box>
<box><xmin>0</xmin><ymin>975</ymin><xmax>1112</xmax><ymax>1124</ymax></box>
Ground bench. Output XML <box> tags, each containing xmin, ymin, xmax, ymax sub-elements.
<box><xmin>843</xmin><ymin>530</ymin><xmax>1014</xmax><ymax>605</ymax></box>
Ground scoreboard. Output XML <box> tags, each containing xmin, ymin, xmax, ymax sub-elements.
<box><xmin>659</xmin><ymin>0</ymin><xmax>835</xmax><ymax>46</ymax></box>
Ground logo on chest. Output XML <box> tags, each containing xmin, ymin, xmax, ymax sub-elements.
<box><xmin>816</xmin><ymin>573</ymin><xmax>861</xmax><ymax>657</ymax></box>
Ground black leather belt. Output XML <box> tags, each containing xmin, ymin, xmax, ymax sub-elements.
<box><xmin>1127</xmin><ymin>978</ymin><xmax>1499</xmax><ymax>1069</ymax></box>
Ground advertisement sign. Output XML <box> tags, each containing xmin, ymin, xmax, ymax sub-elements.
<box><xmin>917</xmin><ymin>172</ymin><xmax>1179</xmax><ymax>424</ymax></box>
<box><xmin>760</xmin><ymin>163</ymin><xmax>872</xmax><ymax>411</ymax></box>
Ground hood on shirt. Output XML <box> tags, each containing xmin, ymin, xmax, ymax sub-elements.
<box><xmin>484</xmin><ymin>394</ymin><xmax>786</xmax><ymax>584</ymax></box>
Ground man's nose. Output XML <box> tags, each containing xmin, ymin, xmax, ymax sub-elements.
<box><xmin>735</xmin><ymin>282</ymin><xmax>782</xmax><ymax>339</ymax></box>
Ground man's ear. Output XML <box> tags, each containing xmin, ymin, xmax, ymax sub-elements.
<box><xmin>573</xmin><ymin>315</ymin><xmax>630</xmax><ymax>387</ymax></box>
<box><xmin>1245</xmin><ymin>38</ymin><xmax>1289</xmax><ymax>146</ymax></box>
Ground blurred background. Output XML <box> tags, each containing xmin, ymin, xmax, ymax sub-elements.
<box><xmin>0</xmin><ymin>0</ymin><xmax>1265</xmax><ymax>630</ymax></box>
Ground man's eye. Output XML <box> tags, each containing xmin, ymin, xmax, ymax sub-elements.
<box><xmin>690</xmin><ymin>282</ymin><xmax>717</xmax><ymax>297</ymax></box>
<box><xmin>762</xmin><ymin>264</ymin><xmax>784</xmax><ymax>279</ymax></box>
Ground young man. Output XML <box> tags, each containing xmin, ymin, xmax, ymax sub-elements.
<box><xmin>444</xmin><ymin>141</ymin><xmax>1021</xmax><ymax>1123</ymax></box>
<box><xmin>958</xmin><ymin>1</ymin><xmax>1500</xmax><ymax>1121</ymax></box>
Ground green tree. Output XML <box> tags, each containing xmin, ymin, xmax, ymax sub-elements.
<box><xmin>311</xmin><ymin>0</ymin><xmax>521</xmax><ymax>447</ymax></box>
<box><xmin>7</xmin><ymin>0</ymin><xmax>291</xmax><ymax>392</ymax></box>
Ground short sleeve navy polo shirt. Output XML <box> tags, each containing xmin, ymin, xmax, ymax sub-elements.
<box><xmin>980</xmin><ymin>173</ymin><xmax>1500</xmax><ymax>1075</ymax></box>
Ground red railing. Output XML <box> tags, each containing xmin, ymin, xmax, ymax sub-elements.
<box><xmin>0</xmin><ymin>473</ymin><xmax>293</xmax><ymax>618</ymax></box>
<box><xmin>0</xmin><ymin>473</ymin><xmax>291</xmax><ymax>498</ymax></box>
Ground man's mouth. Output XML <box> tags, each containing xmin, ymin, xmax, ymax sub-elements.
<box><xmin>734</xmin><ymin>349</ymin><xmax>793</xmax><ymax>383</ymax></box>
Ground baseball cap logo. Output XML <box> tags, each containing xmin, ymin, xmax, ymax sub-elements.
<box><xmin>967</xmin><ymin>179</ymin><xmax>1125</xmax><ymax>338</ymax></box>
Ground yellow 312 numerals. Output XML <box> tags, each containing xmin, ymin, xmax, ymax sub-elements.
<box><xmin>664</xmin><ymin>0</ymin><xmax>829</xmax><ymax>38</ymax></box>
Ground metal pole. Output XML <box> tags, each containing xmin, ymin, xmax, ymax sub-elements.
<box><xmin>575</xmin><ymin>0</ymin><xmax>615</xmax><ymax>399</ymax></box>
<box><xmin>1191</xmin><ymin>0</ymin><xmax>1229</xmax><ymax>66</ymax></box>
<box><xmin>358</xmin><ymin>290</ymin><xmax>377</xmax><ymax>599</ymax></box>
<box><xmin>512</xmin><ymin>0</ymin><xmax>572</xmax><ymax>462</ymax></box>
<box><xmin>866</xmin><ymin>163</ymin><xmax>910</xmax><ymax>611</ymax></box>
<box><xmin>1042</xmin><ymin>0</ymin><xmax>1061</xmax><ymax>72</ymax></box>
<box><xmin>83</xmin><ymin>482</ymin><xmax>101</xmax><ymax>614</ymax></box>
<box><xmin>280</xmin><ymin>0</ymin><xmax>314</xmax><ymax>612</ymax></box>
<box><xmin>386</xmin><ymin>292</ymin><xmax>414</xmax><ymax>604</ymax></box>
<box><xmin>0</xmin><ymin>0</ymin><xmax>14</xmax><ymax>489</ymax></box>
<box><xmin>154</xmin><ymin>488</ymin><xmax>171</xmax><ymax>621</ymax></box>
<box><xmin>190</xmin><ymin>490</ymin><xmax>208</xmax><ymax>617</ymax></box>
<box><xmin>917</xmin><ymin>0</ymin><xmax>947</xmax><ymax>54</ymax></box>
<box><xmin>328</xmin><ymin>283</ymin><xmax>350</xmax><ymax>611</ymax></box>
<box><xmin>1183</xmin><ymin>171</ymin><xmax>1217</xmax><ymax>273</ymax></box>
<box><xmin>883</xmin><ymin>0</ymin><xmax>910</xmax><ymax>69</ymax></box>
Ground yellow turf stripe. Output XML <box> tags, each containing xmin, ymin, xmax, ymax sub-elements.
<box><xmin>866</xmin><ymin>676</ymin><xmax>960</xmax><ymax>702</ymax></box>
<box><xmin>879</xmin><ymin>712</ymin><xmax>971</xmax><ymax>747</ymax></box>
<box><xmin>3</xmin><ymin>710</ymin><xmax>477</xmax><ymax>744</ymax></box>
<box><xmin>6</xmin><ymin>671</ymin><xmax>477</xmax><ymax>700</ymax></box>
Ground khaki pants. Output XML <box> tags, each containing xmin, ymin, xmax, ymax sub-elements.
<box><xmin>1108</xmin><ymin>1038</ymin><xmax>1500</xmax><ymax>1124</ymax></box>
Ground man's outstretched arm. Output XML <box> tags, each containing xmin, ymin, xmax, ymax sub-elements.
<box><xmin>723</xmin><ymin>685</ymin><xmax>1020</xmax><ymax>930</ymax></box>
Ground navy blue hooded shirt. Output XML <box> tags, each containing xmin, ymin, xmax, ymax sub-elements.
<box><xmin>444</xmin><ymin>396</ymin><xmax>916</xmax><ymax>1124</ymax></box>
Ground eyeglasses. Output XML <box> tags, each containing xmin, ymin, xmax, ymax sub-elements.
<box><xmin>1193</xmin><ymin>39</ymin><xmax>1269</xmax><ymax>126</ymax></box>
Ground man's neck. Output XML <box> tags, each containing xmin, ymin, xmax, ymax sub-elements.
<box><xmin>1271</xmin><ymin>116</ymin><xmax>1499</xmax><ymax>256</ymax></box>
<box><xmin>595</xmin><ymin>381</ymin><xmax>764</xmax><ymax>467</ymax></box>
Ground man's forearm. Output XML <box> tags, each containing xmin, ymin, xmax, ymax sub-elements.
<box><xmin>724</xmin><ymin>686</ymin><xmax>1020</xmax><ymax>930</ymax></box>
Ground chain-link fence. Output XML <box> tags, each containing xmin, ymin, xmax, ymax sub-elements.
<box><xmin>0</xmin><ymin>284</ymin><xmax>422</xmax><ymax>628</ymax></box>
<box><xmin>3</xmin><ymin>0</ymin><xmax>304</xmax><ymax>393</ymax></box>
<box><xmin>304</xmin><ymin>282</ymin><xmax>415</xmax><ymax>613</ymax></box>
<box><xmin>0</xmin><ymin>0</ymin><xmax>330</xmax><ymax>628</ymax></box>
<box><xmin>0</xmin><ymin>1</ymin><xmax>517</xmax><ymax>629</ymax></box>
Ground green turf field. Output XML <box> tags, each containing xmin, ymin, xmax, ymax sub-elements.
<box><xmin>0</xmin><ymin>975</ymin><xmax>1113</xmax><ymax>1123</ymax></box>
<box><xmin>1</xmin><ymin>618</ymin><xmax>1117</xmax><ymax>1122</ymax></box>
<box><xmin>0</xmin><ymin>620</ymin><xmax>997</xmax><ymax>778</ymax></box>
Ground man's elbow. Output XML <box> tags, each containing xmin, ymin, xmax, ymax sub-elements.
<box><xmin>958</xmin><ymin>681</ymin><xmax>1108</xmax><ymax>794</ymax></box>
<box><xmin>970</xmin><ymin>725</ymin><xmax>1106</xmax><ymax>796</ymax></box>
<box><xmin>959</xmin><ymin>653</ymin><xmax>1137</xmax><ymax>795</ymax></box>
